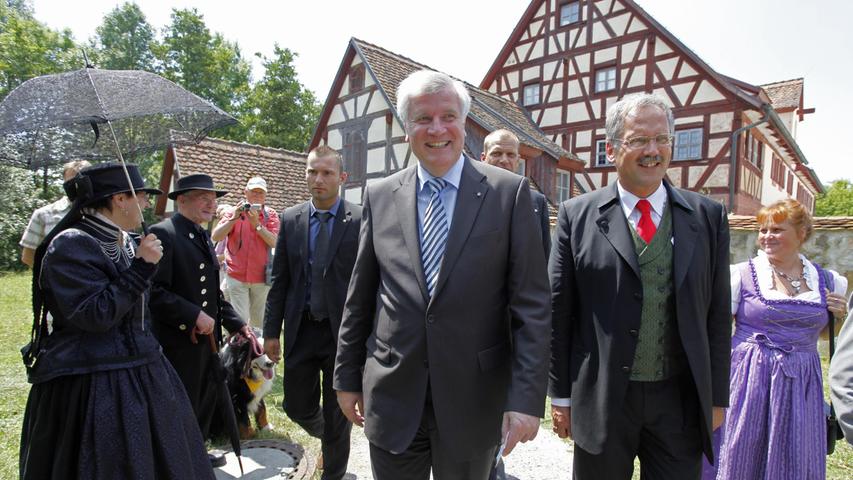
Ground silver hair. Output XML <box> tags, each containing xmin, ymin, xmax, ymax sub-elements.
<box><xmin>396</xmin><ymin>70</ymin><xmax>471</xmax><ymax>133</ymax></box>
<box><xmin>605</xmin><ymin>93</ymin><xmax>675</xmax><ymax>144</ymax></box>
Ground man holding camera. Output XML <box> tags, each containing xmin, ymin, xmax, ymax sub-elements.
<box><xmin>212</xmin><ymin>176</ymin><xmax>280</xmax><ymax>328</ymax></box>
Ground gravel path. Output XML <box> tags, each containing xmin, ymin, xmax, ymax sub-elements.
<box><xmin>342</xmin><ymin>425</ymin><xmax>574</xmax><ymax>479</ymax></box>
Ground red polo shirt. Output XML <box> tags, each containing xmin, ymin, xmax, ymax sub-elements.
<box><xmin>219</xmin><ymin>206</ymin><xmax>280</xmax><ymax>283</ymax></box>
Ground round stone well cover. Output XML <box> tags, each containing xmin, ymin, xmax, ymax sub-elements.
<box><xmin>214</xmin><ymin>439</ymin><xmax>315</xmax><ymax>479</ymax></box>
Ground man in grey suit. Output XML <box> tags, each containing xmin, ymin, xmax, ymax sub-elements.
<box><xmin>334</xmin><ymin>70</ymin><xmax>551</xmax><ymax>479</ymax></box>
<box><xmin>549</xmin><ymin>93</ymin><xmax>731</xmax><ymax>479</ymax></box>
<box><xmin>481</xmin><ymin>129</ymin><xmax>551</xmax><ymax>257</ymax></box>
<box><xmin>830</xmin><ymin>293</ymin><xmax>853</xmax><ymax>444</ymax></box>
<box><xmin>264</xmin><ymin>146</ymin><xmax>361</xmax><ymax>480</ymax></box>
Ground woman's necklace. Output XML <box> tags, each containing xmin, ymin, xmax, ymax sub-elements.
<box><xmin>772</xmin><ymin>263</ymin><xmax>807</xmax><ymax>295</ymax></box>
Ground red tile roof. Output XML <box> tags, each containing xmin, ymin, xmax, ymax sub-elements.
<box><xmin>168</xmin><ymin>136</ymin><xmax>308</xmax><ymax>212</ymax></box>
<box><xmin>760</xmin><ymin>78</ymin><xmax>803</xmax><ymax>110</ymax></box>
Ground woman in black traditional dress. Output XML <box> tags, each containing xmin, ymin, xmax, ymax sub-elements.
<box><xmin>19</xmin><ymin>162</ymin><xmax>215</xmax><ymax>479</ymax></box>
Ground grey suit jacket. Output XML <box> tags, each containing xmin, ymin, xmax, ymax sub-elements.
<box><xmin>263</xmin><ymin>199</ymin><xmax>362</xmax><ymax>359</ymax></box>
<box><xmin>334</xmin><ymin>157</ymin><xmax>551</xmax><ymax>460</ymax></box>
<box><xmin>549</xmin><ymin>181</ymin><xmax>731</xmax><ymax>460</ymax></box>
<box><xmin>830</xmin><ymin>293</ymin><xmax>853</xmax><ymax>444</ymax></box>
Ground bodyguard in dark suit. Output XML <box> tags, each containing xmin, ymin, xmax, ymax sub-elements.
<box><xmin>481</xmin><ymin>128</ymin><xmax>551</xmax><ymax>257</ymax></box>
<box><xmin>334</xmin><ymin>70</ymin><xmax>551</xmax><ymax>479</ymax></box>
<box><xmin>548</xmin><ymin>94</ymin><xmax>731</xmax><ymax>479</ymax></box>
<box><xmin>149</xmin><ymin>175</ymin><xmax>248</xmax><ymax>450</ymax></box>
<box><xmin>263</xmin><ymin>146</ymin><xmax>362</xmax><ymax>480</ymax></box>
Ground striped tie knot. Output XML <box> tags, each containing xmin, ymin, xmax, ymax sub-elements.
<box><xmin>426</xmin><ymin>177</ymin><xmax>447</xmax><ymax>194</ymax></box>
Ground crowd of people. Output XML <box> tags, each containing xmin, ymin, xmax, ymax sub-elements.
<box><xmin>16</xmin><ymin>69</ymin><xmax>853</xmax><ymax>480</ymax></box>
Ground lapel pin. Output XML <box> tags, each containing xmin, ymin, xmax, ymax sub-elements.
<box><xmin>476</xmin><ymin>192</ymin><xmax>482</xmax><ymax>198</ymax></box>
<box><xmin>189</xmin><ymin>232</ymin><xmax>195</xmax><ymax>239</ymax></box>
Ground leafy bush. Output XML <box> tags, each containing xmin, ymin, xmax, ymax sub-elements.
<box><xmin>0</xmin><ymin>166</ymin><xmax>48</xmax><ymax>271</ymax></box>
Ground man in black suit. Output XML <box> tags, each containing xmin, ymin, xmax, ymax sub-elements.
<box><xmin>263</xmin><ymin>146</ymin><xmax>362</xmax><ymax>480</ymax></box>
<box><xmin>481</xmin><ymin>129</ymin><xmax>551</xmax><ymax>257</ymax></box>
<box><xmin>149</xmin><ymin>174</ymin><xmax>249</xmax><ymax>464</ymax></box>
<box><xmin>334</xmin><ymin>70</ymin><xmax>551</xmax><ymax>479</ymax></box>
<box><xmin>548</xmin><ymin>93</ymin><xmax>730</xmax><ymax>479</ymax></box>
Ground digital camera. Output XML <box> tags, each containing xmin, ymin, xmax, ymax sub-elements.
<box><xmin>241</xmin><ymin>203</ymin><xmax>262</xmax><ymax>212</ymax></box>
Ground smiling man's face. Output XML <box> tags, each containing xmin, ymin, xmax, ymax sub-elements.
<box><xmin>405</xmin><ymin>87</ymin><xmax>466</xmax><ymax>177</ymax></box>
<box><xmin>607</xmin><ymin>105</ymin><xmax>672</xmax><ymax>198</ymax></box>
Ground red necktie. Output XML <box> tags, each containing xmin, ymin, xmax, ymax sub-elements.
<box><xmin>635</xmin><ymin>199</ymin><xmax>656</xmax><ymax>244</ymax></box>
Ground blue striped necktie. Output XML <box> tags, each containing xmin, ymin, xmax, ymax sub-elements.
<box><xmin>421</xmin><ymin>178</ymin><xmax>449</xmax><ymax>297</ymax></box>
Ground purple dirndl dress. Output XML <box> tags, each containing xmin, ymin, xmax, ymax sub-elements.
<box><xmin>713</xmin><ymin>258</ymin><xmax>828</xmax><ymax>479</ymax></box>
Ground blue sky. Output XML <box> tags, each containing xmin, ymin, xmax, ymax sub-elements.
<box><xmin>32</xmin><ymin>0</ymin><xmax>852</xmax><ymax>183</ymax></box>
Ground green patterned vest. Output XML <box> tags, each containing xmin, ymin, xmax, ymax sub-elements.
<box><xmin>629</xmin><ymin>203</ymin><xmax>686</xmax><ymax>381</ymax></box>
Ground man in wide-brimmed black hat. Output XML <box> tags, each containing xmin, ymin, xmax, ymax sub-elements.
<box><xmin>148</xmin><ymin>173</ymin><xmax>249</xmax><ymax>467</ymax></box>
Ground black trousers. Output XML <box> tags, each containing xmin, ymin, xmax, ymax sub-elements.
<box><xmin>369</xmin><ymin>395</ymin><xmax>498</xmax><ymax>480</ymax></box>
<box><xmin>282</xmin><ymin>314</ymin><xmax>351</xmax><ymax>480</ymax></box>
<box><xmin>573</xmin><ymin>375</ymin><xmax>703</xmax><ymax>480</ymax></box>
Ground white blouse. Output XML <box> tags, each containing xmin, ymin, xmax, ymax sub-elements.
<box><xmin>730</xmin><ymin>250</ymin><xmax>848</xmax><ymax>315</ymax></box>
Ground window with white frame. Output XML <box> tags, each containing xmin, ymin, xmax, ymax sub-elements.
<box><xmin>674</xmin><ymin>128</ymin><xmax>702</xmax><ymax>160</ymax></box>
<box><xmin>523</xmin><ymin>83</ymin><xmax>540</xmax><ymax>106</ymax></box>
<box><xmin>595</xmin><ymin>67</ymin><xmax>617</xmax><ymax>92</ymax></box>
<box><xmin>595</xmin><ymin>139</ymin><xmax>608</xmax><ymax>166</ymax></box>
<box><xmin>560</xmin><ymin>2</ymin><xmax>580</xmax><ymax>26</ymax></box>
<box><xmin>557</xmin><ymin>169</ymin><xmax>571</xmax><ymax>203</ymax></box>
<box><xmin>516</xmin><ymin>158</ymin><xmax>526</xmax><ymax>176</ymax></box>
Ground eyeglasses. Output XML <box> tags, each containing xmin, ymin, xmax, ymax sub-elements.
<box><xmin>616</xmin><ymin>134</ymin><xmax>674</xmax><ymax>150</ymax></box>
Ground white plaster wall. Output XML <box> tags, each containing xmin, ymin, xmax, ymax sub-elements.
<box><xmin>627</xmin><ymin>65</ymin><xmax>645</xmax><ymax>88</ymax></box>
<box><xmin>694</xmin><ymin>80</ymin><xmax>725</xmax><ymax>103</ymax></box>
<box><xmin>329</xmin><ymin>104</ymin><xmax>346</xmax><ymax>126</ymax></box>
<box><xmin>327</xmin><ymin>129</ymin><xmax>342</xmax><ymax>150</ymax></box>
<box><xmin>710</xmin><ymin>112</ymin><xmax>733</xmax><ymax>134</ymax></box>
<box><xmin>366</xmin><ymin>147</ymin><xmax>385</xmax><ymax>174</ymax></box>
<box><xmin>540</xmin><ymin>107</ymin><xmax>563</xmax><ymax>127</ymax></box>
<box><xmin>367</xmin><ymin>117</ymin><xmax>385</xmax><ymax>143</ymax></box>
<box><xmin>597</xmin><ymin>47</ymin><xmax>618</xmax><ymax>64</ymax></box>
<box><xmin>523</xmin><ymin>66</ymin><xmax>540</xmax><ymax>82</ymax></box>
<box><xmin>708</xmin><ymin>137</ymin><xmax>728</xmax><ymax>159</ymax></box>
<box><xmin>567</xmin><ymin>102</ymin><xmax>590</xmax><ymax>123</ymax></box>
<box><xmin>674</xmin><ymin>115</ymin><xmax>703</xmax><ymax>126</ymax></box>
<box><xmin>364</xmin><ymin>94</ymin><xmax>387</xmax><ymax>116</ymax></box>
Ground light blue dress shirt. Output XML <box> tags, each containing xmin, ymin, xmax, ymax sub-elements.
<box><xmin>415</xmin><ymin>154</ymin><xmax>465</xmax><ymax>245</ymax></box>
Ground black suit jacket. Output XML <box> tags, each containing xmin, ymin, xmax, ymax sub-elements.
<box><xmin>531</xmin><ymin>189</ymin><xmax>551</xmax><ymax>258</ymax></box>
<box><xmin>149</xmin><ymin>213</ymin><xmax>244</xmax><ymax>349</ymax></box>
<box><xmin>548</xmin><ymin>181</ymin><xmax>731</xmax><ymax>460</ymax></box>
<box><xmin>334</xmin><ymin>157</ymin><xmax>551</xmax><ymax>460</ymax></box>
<box><xmin>263</xmin><ymin>199</ymin><xmax>362</xmax><ymax>359</ymax></box>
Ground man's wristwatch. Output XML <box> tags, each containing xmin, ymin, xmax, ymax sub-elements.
<box><xmin>255</xmin><ymin>224</ymin><xmax>263</xmax><ymax>232</ymax></box>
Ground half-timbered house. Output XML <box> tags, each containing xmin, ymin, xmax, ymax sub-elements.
<box><xmin>309</xmin><ymin>38</ymin><xmax>583</xmax><ymax>206</ymax></box>
<box><xmin>480</xmin><ymin>0</ymin><xmax>823</xmax><ymax>214</ymax></box>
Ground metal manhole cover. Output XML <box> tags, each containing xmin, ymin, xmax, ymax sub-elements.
<box><xmin>214</xmin><ymin>439</ymin><xmax>315</xmax><ymax>479</ymax></box>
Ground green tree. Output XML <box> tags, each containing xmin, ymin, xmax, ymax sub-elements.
<box><xmin>0</xmin><ymin>3</ymin><xmax>78</xmax><ymax>99</ymax></box>
<box><xmin>815</xmin><ymin>179</ymin><xmax>853</xmax><ymax>216</ymax></box>
<box><xmin>90</xmin><ymin>2</ymin><xmax>157</xmax><ymax>71</ymax></box>
<box><xmin>0</xmin><ymin>165</ymin><xmax>45</xmax><ymax>271</ymax></box>
<box><xmin>158</xmin><ymin>8</ymin><xmax>251</xmax><ymax>121</ymax></box>
<box><xmin>244</xmin><ymin>45</ymin><xmax>320</xmax><ymax>151</ymax></box>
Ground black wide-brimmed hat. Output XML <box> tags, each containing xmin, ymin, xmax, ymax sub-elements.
<box><xmin>168</xmin><ymin>173</ymin><xmax>229</xmax><ymax>200</ymax></box>
<box><xmin>64</xmin><ymin>162</ymin><xmax>162</xmax><ymax>206</ymax></box>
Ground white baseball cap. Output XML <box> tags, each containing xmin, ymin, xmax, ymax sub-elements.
<box><xmin>245</xmin><ymin>176</ymin><xmax>267</xmax><ymax>192</ymax></box>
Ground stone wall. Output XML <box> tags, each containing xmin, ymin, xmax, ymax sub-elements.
<box><xmin>730</xmin><ymin>216</ymin><xmax>853</xmax><ymax>289</ymax></box>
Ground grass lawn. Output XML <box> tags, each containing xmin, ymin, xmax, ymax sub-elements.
<box><xmin>1</xmin><ymin>270</ymin><xmax>851</xmax><ymax>478</ymax></box>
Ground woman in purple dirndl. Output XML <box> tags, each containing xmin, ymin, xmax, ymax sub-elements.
<box><xmin>704</xmin><ymin>199</ymin><xmax>848</xmax><ymax>480</ymax></box>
